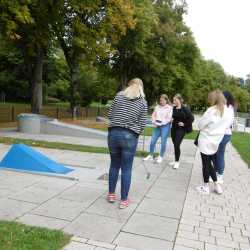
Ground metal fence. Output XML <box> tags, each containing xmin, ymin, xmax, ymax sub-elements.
<box><xmin>0</xmin><ymin>106</ymin><xmax>108</xmax><ymax>123</ymax></box>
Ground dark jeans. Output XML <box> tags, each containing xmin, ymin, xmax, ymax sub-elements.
<box><xmin>171</xmin><ymin>127</ymin><xmax>186</xmax><ymax>161</ymax></box>
<box><xmin>215</xmin><ymin>134</ymin><xmax>231</xmax><ymax>175</ymax></box>
<box><xmin>108</xmin><ymin>127</ymin><xmax>138</xmax><ymax>200</ymax></box>
<box><xmin>201</xmin><ymin>153</ymin><xmax>217</xmax><ymax>183</ymax></box>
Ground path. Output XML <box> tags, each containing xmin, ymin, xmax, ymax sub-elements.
<box><xmin>0</xmin><ymin>138</ymin><xmax>250</xmax><ymax>249</ymax></box>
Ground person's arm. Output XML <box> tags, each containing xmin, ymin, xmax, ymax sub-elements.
<box><xmin>108</xmin><ymin>94</ymin><xmax>119</xmax><ymax>120</ymax></box>
<box><xmin>184</xmin><ymin>106</ymin><xmax>194</xmax><ymax>126</ymax></box>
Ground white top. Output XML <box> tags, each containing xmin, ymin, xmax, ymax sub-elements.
<box><xmin>225</xmin><ymin>105</ymin><xmax>235</xmax><ymax>135</ymax></box>
<box><xmin>152</xmin><ymin>104</ymin><xmax>173</xmax><ymax>126</ymax></box>
<box><xmin>198</xmin><ymin>105</ymin><xmax>233</xmax><ymax>155</ymax></box>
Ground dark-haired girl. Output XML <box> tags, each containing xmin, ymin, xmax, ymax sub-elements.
<box><xmin>215</xmin><ymin>91</ymin><xmax>235</xmax><ymax>184</ymax></box>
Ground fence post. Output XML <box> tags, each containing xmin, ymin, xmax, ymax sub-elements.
<box><xmin>11</xmin><ymin>106</ymin><xmax>15</xmax><ymax>122</ymax></box>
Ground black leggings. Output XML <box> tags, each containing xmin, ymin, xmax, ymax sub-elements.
<box><xmin>200</xmin><ymin>153</ymin><xmax>217</xmax><ymax>183</ymax></box>
<box><xmin>171</xmin><ymin>127</ymin><xmax>186</xmax><ymax>161</ymax></box>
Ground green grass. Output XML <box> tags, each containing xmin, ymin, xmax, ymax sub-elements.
<box><xmin>0</xmin><ymin>136</ymin><xmax>151</xmax><ymax>157</ymax></box>
<box><xmin>231</xmin><ymin>132</ymin><xmax>250</xmax><ymax>167</ymax></box>
<box><xmin>0</xmin><ymin>220</ymin><xmax>71</xmax><ymax>250</ymax></box>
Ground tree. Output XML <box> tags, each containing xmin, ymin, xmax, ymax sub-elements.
<box><xmin>53</xmin><ymin>0</ymin><xmax>135</xmax><ymax>112</ymax></box>
<box><xmin>0</xmin><ymin>0</ymin><xmax>59</xmax><ymax>113</ymax></box>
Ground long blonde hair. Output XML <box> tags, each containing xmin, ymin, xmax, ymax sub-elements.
<box><xmin>208</xmin><ymin>90</ymin><xmax>226</xmax><ymax>117</ymax></box>
<box><xmin>124</xmin><ymin>78</ymin><xmax>145</xmax><ymax>99</ymax></box>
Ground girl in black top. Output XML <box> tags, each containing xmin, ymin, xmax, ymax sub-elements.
<box><xmin>170</xmin><ymin>94</ymin><xmax>194</xmax><ymax>169</ymax></box>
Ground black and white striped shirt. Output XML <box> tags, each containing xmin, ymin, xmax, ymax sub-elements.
<box><xmin>108</xmin><ymin>91</ymin><xmax>148</xmax><ymax>135</ymax></box>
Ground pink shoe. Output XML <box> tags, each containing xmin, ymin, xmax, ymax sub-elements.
<box><xmin>119</xmin><ymin>199</ymin><xmax>130</xmax><ymax>209</ymax></box>
<box><xmin>107</xmin><ymin>193</ymin><xmax>116</xmax><ymax>203</ymax></box>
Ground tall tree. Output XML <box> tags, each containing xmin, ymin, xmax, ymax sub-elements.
<box><xmin>0</xmin><ymin>0</ymin><xmax>60</xmax><ymax>113</ymax></box>
<box><xmin>53</xmin><ymin>0</ymin><xmax>135</xmax><ymax>112</ymax></box>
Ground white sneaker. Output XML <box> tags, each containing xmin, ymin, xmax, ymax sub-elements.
<box><xmin>144</xmin><ymin>155</ymin><xmax>153</xmax><ymax>161</ymax></box>
<box><xmin>173</xmin><ymin>162</ymin><xmax>180</xmax><ymax>169</ymax></box>
<box><xmin>217</xmin><ymin>174</ymin><xmax>224</xmax><ymax>184</ymax></box>
<box><xmin>196</xmin><ymin>185</ymin><xmax>210</xmax><ymax>194</ymax></box>
<box><xmin>214</xmin><ymin>183</ymin><xmax>223</xmax><ymax>194</ymax></box>
<box><xmin>156</xmin><ymin>156</ymin><xmax>163</xmax><ymax>164</ymax></box>
<box><xmin>169</xmin><ymin>161</ymin><xmax>175</xmax><ymax>166</ymax></box>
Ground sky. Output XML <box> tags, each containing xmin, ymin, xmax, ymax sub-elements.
<box><xmin>184</xmin><ymin>0</ymin><xmax>250</xmax><ymax>79</ymax></box>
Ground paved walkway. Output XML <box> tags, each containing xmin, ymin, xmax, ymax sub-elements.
<box><xmin>0</xmin><ymin>138</ymin><xmax>250</xmax><ymax>249</ymax></box>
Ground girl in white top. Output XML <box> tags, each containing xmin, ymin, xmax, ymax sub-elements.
<box><xmin>144</xmin><ymin>94</ymin><xmax>173</xmax><ymax>163</ymax></box>
<box><xmin>196</xmin><ymin>90</ymin><xmax>233</xmax><ymax>194</ymax></box>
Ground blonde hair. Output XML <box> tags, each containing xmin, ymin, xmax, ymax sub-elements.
<box><xmin>208</xmin><ymin>90</ymin><xmax>226</xmax><ymax>117</ymax></box>
<box><xmin>124</xmin><ymin>78</ymin><xmax>145</xmax><ymax>99</ymax></box>
<box><xmin>159</xmin><ymin>94</ymin><xmax>170</xmax><ymax>105</ymax></box>
<box><xmin>174</xmin><ymin>93</ymin><xmax>184</xmax><ymax>104</ymax></box>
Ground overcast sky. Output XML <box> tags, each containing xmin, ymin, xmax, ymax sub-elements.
<box><xmin>184</xmin><ymin>0</ymin><xmax>250</xmax><ymax>79</ymax></box>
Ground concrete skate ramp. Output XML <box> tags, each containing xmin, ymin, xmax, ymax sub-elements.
<box><xmin>41</xmin><ymin>120</ymin><xmax>107</xmax><ymax>140</ymax></box>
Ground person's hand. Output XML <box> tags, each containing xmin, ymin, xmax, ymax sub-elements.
<box><xmin>178</xmin><ymin>122</ymin><xmax>184</xmax><ymax>127</ymax></box>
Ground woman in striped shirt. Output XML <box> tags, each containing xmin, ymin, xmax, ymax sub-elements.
<box><xmin>107</xmin><ymin>78</ymin><xmax>148</xmax><ymax>209</ymax></box>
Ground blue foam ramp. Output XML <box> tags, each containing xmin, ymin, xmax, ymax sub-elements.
<box><xmin>0</xmin><ymin>144</ymin><xmax>73</xmax><ymax>174</ymax></box>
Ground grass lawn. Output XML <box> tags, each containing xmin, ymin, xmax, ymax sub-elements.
<box><xmin>0</xmin><ymin>220</ymin><xmax>71</xmax><ymax>250</ymax></box>
<box><xmin>231</xmin><ymin>132</ymin><xmax>250</xmax><ymax>168</ymax></box>
<box><xmin>0</xmin><ymin>136</ymin><xmax>151</xmax><ymax>157</ymax></box>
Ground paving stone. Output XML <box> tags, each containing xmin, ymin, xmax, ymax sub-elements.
<box><xmin>175</xmin><ymin>237</ymin><xmax>204</xmax><ymax>249</ymax></box>
<box><xmin>239</xmin><ymin>242</ymin><xmax>250</xmax><ymax>250</ymax></box>
<box><xmin>115</xmin><ymin>247</ymin><xmax>137</xmax><ymax>250</ymax></box>
<box><xmin>216</xmin><ymin>238</ymin><xmax>240</xmax><ymax>249</ymax></box>
<box><xmin>17</xmin><ymin>213</ymin><xmax>68</xmax><ymax>230</ymax></box>
<box><xmin>32</xmin><ymin>198</ymin><xmax>86</xmax><ymax>221</ymax></box>
<box><xmin>225</xmin><ymin>226</ymin><xmax>242</xmax><ymax>236</ymax></box>
<box><xmin>87</xmin><ymin>240</ymin><xmax>116</xmax><ymax>249</ymax></box>
<box><xmin>64</xmin><ymin>213</ymin><xmax>123</xmax><ymax>243</ymax></box>
<box><xmin>198</xmin><ymin>235</ymin><xmax>216</xmax><ymax>244</ymax></box>
<box><xmin>177</xmin><ymin>230</ymin><xmax>199</xmax><ymax>241</ymax></box>
<box><xmin>71</xmin><ymin>236</ymin><xmax>88</xmax><ymax>243</ymax></box>
<box><xmin>146</xmin><ymin>186</ymin><xmax>186</xmax><ymax>202</ymax></box>
<box><xmin>0</xmin><ymin>198</ymin><xmax>37</xmax><ymax>220</ymax></box>
<box><xmin>205</xmin><ymin>243</ymin><xmax>234</xmax><ymax>250</ymax></box>
<box><xmin>211</xmin><ymin>230</ymin><xmax>232</xmax><ymax>240</ymax></box>
<box><xmin>9</xmin><ymin>186</ymin><xmax>60</xmax><ymax>204</ymax></box>
<box><xmin>63</xmin><ymin>242</ymin><xmax>95</xmax><ymax>250</ymax></box>
<box><xmin>200</xmin><ymin>222</ymin><xmax>225</xmax><ymax>232</ymax></box>
<box><xmin>174</xmin><ymin>245</ymin><xmax>196</xmax><ymax>250</ymax></box>
<box><xmin>137</xmin><ymin>197</ymin><xmax>182</xmax><ymax>219</ymax></box>
<box><xmin>114</xmin><ymin>232</ymin><xmax>173</xmax><ymax>250</ymax></box>
<box><xmin>194</xmin><ymin>227</ymin><xmax>210</xmax><ymax>236</ymax></box>
<box><xmin>86</xmin><ymin>197</ymin><xmax>137</xmax><ymax>223</ymax></box>
<box><xmin>242</xmin><ymin>230</ymin><xmax>250</xmax><ymax>237</ymax></box>
<box><xmin>122</xmin><ymin>212</ymin><xmax>178</xmax><ymax>242</ymax></box>
<box><xmin>59</xmin><ymin>185</ymin><xmax>104</xmax><ymax>205</ymax></box>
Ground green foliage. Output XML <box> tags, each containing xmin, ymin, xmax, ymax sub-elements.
<box><xmin>0</xmin><ymin>220</ymin><xmax>70</xmax><ymax>250</ymax></box>
<box><xmin>0</xmin><ymin>0</ymin><xmax>250</xmax><ymax>113</ymax></box>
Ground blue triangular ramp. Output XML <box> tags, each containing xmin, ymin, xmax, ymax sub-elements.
<box><xmin>0</xmin><ymin>144</ymin><xmax>73</xmax><ymax>174</ymax></box>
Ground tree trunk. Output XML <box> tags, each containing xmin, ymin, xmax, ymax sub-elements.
<box><xmin>31</xmin><ymin>46</ymin><xmax>45</xmax><ymax>114</ymax></box>
<box><xmin>70</xmin><ymin>67</ymin><xmax>79</xmax><ymax>118</ymax></box>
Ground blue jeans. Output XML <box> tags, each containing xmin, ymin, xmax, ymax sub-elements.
<box><xmin>108</xmin><ymin>127</ymin><xmax>138</xmax><ymax>200</ymax></box>
<box><xmin>149</xmin><ymin>123</ymin><xmax>170</xmax><ymax>157</ymax></box>
<box><xmin>215</xmin><ymin>134</ymin><xmax>231</xmax><ymax>175</ymax></box>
